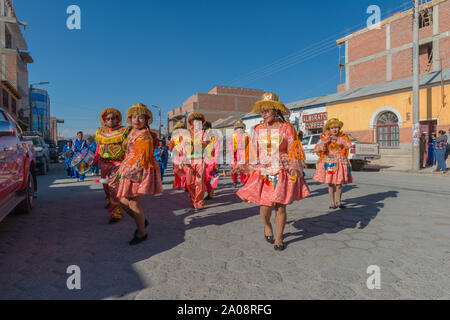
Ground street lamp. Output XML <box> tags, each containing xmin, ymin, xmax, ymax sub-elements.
<box><xmin>29</xmin><ymin>81</ymin><xmax>50</xmax><ymax>133</ymax></box>
<box><xmin>150</xmin><ymin>105</ymin><xmax>162</xmax><ymax>139</ymax></box>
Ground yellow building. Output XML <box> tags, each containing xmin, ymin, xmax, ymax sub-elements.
<box><xmin>327</xmin><ymin>69</ymin><xmax>449</xmax><ymax>166</ymax></box>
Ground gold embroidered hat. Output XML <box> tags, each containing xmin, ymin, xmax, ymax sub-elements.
<box><xmin>251</xmin><ymin>92</ymin><xmax>290</xmax><ymax>115</ymax></box>
<box><xmin>100</xmin><ymin>108</ymin><xmax>122</xmax><ymax>127</ymax></box>
<box><xmin>173</xmin><ymin>120</ymin><xmax>187</xmax><ymax>130</ymax></box>
<box><xmin>126</xmin><ymin>103</ymin><xmax>153</xmax><ymax>125</ymax></box>
<box><xmin>188</xmin><ymin>112</ymin><xmax>206</xmax><ymax>125</ymax></box>
<box><xmin>324</xmin><ymin>118</ymin><xmax>344</xmax><ymax>131</ymax></box>
<box><xmin>233</xmin><ymin>120</ymin><xmax>246</xmax><ymax>130</ymax></box>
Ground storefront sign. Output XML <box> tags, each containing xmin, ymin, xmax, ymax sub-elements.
<box><xmin>303</xmin><ymin>112</ymin><xmax>327</xmax><ymax>130</ymax></box>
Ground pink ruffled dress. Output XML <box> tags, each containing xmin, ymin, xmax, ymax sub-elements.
<box><xmin>235</xmin><ymin>121</ymin><xmax>311</xmax><ymax>207</ymax></box>
<box><xmin>116</xmin><ymin>128</ymin><xmax>163</xmax><ymax>199</ymax></box>
<box><xmin>313</xmin><ymin>132</ymin><xmax>354</xmax><ymax>185</ymax></box>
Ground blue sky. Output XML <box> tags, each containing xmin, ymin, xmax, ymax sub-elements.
<box><xmin>14</xmin><ymin>0</ymin><xmax>411</xmax><ymax>138</ymax></box>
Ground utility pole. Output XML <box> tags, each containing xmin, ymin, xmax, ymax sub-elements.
<box><xmin>412</xmin><ymin>0</ymin><xmax>420</xmax><ymax>171</ymax></box>
<box><xmin>151</xmin><ymin>105</ymin><xmax>162</xmax><ymax>139</ymax></box>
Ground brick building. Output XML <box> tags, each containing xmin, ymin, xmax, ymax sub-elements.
<box><xmin>167</xmin><ymin>86</ymin><xmax>265</xmax><ymax>132</ymax></box>
<box><xmin>0</xmin><ymin>0</ymin><xmax>32</xmax><ymax>130</ymax></box>
<box><xmin>337</xmin><ymin>0</ymin><xmax>449</xmax><ymax>92</ymax></box>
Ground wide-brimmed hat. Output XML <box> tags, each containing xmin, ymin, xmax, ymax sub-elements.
<box><xmin>324</xmin><ymin>118</ymin><xmax>344</xmax><ymax>131</ymax></box>
<box><xmin>100</xmin><ymin>107</ymin><xmax>122</xmax><ymax>127</ymax></box>
<box><xmin>188</xmin><ymin>112</ymin><xmax>206</xmax><ymax>125</ymax></box>
<box><xmin>126</xmin><ymin>103</ymin><xmax>153</xmax><ymax>125</ymax></box>
<box><xmin>173</xmin><ymin>120</ymin><xmax>186</xmax><ymax>130</ymax></box>
<box><xmin>233</xmin><ymin>120</ymin><xmax>246</xmax><ymax>130</ymax></box>
<box><xmin>251</xmin><ymin>92</ymin><xmax>290</xmax><ymax>115</ymax></box>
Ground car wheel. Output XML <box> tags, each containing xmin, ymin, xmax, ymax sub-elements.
<box><xmin>15</xmin><ymin>171</ymin><xmax>34</xmax><ymax>214</ymax></box>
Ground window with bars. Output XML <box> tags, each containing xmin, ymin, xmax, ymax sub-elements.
<box><xmin>377</xmin><ymin>112</ymin><xmax>399</xmax><ymax>147</ymax></box>
<box><xmin>419</xmin><ymin>7</ymin><xmax>433</xmax><ymax>28</ymax></box>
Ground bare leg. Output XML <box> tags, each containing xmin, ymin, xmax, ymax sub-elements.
<box><xmin>336</xmin><ymin>184</ymin><xmax>343</xmax><ymax>206</ymax></box>
<box><xmin>128</xmin><ymin>196</ymin><xmax>146</xmax><ymax>237</ymax></box>
<box><xmin>274</xmin><ymin>204</ymin><xmax>287</xmax><ymax>246</ymax></box>
<box><xmin>120</xmin><ymin>198</ymin><xmax>135</xmax><ymax>218</ymax></box>
<box><xmin>328</xmin><ymin>184</ymin><xmax>336</xmax><ymax>207</ymax></box>
<box><xmin>260</xmin><ymin>206</ymin><xmax>273</xmax><ymax>237</ymax></box>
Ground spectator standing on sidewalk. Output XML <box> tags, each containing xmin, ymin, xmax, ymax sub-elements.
<box><xmin>446</xmin><ymin>129</ymin><xmax>450</xmax><ymax>161</ymax></box>
<box><xmin>435</xmin><ymin>130</ymin><xmax>448</xmax><ymax>174</ymax></box>
<box><xmin>419</xmin><ymin>133</ymin><xmax>427</xmax><ymax>169</ymax></box>
<box><xmin>426</xmin><ymin>133</ymin><xmax>436</xmax><ymax>167</ymax></box>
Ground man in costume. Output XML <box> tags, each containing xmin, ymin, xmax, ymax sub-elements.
<box><xmin>229</xmin><ymin>120</ymin><xmax>249</xmax><ymax>188</ymax></box>
<box><xmin>72</xmin><ymin>131</ymin><xmax>89</xmax><ymax>182</ymax></box>
<box><xmin>62</xmin><ymin>140</ymin><xmax>74</xmax><ymax>178</ymax></box>
<box><xmin>183</xmin><ymin>113</ymin><xmax>209</xmax><ymax>210</ymax></box>
<box><xmin>94</xmin><ymin>108</ymin><xmax>131</xmax><ymax>224</ymax></box>
<box><xmin>169</xmin><ymin>121</ymin><xmax>188</xmax><ymax>191</ymax></box>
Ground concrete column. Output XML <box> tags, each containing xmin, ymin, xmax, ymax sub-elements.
<box><xmin>433</xmin><ymin>4</ymin><xmax>440</xmax><ymax>71</ymax></box>
<box><xmin>386</xmin><ymin>23</ymin><xmax>392</xmax><ymax>81</ymax></box>
<box><xmin>345</xmin><ymin>40</ymin><xmax>350</xmax><ymax>90</ymax></box>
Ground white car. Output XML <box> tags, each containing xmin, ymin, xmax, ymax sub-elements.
<box><xmin>301</xmin><ymin>134</ymin><xmax>380</xmax><ymax>171</ymax></box>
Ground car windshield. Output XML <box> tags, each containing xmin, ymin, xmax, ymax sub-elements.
<box><xmin>311</xmin><ymin>135</ymin><xmax>321</xmax><ymax>144</ymax></box>
<box><xmin>23</xmin><ymin>137</ymin><xmax>42</xmax><ymax>147</ymax></box>
<box><xmin>301</xmin><ymin>137</ymin><xmax>310</xmax><ymax>145</ymax></box>
<box><xmin>347</xmin><ymin>134</ymin><xmax>359</xmax><ymax>142</ymax></box>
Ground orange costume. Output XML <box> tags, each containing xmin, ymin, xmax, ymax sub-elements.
<box><xmin>313</xmin><ymin>120</ymin><xmax>354</xmax><ymax>185</ymax></box>
<box><xmin>235</xmin><ymin>93</ymin><xmax>310</xmax><ymax>206</ymax></box>
<box><xmin>115</xmin><ymin>103</ymin><xmax>163</xmax><ymax>199</ymax></box>
<box><xmin>94</xmin><ymin>108</ymin><xmax>131</xmax><ymax>222</ymax></box>
<box><xmin>169</xmin><ymin>121</ymin><xmax>188</xmax><ymax>191</ymax></box>
<box><xmin>204</xmin><ymin>127</ymin><xmax>220</xmax><ymax>198</ymax></box>
<box><xmin>183</xmin><ymin>113</ymin><xmax>209</xmax><ymax>209</ymax></box>
<box><xmin>229</xmin><ymin>120</ymin><xmax>249</xmax><ymax>186</ymax></box>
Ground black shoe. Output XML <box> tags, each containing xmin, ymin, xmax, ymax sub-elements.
<box><xmin>134</xmin><ymin>219</ymin><xmax>149</xmax><ymax>236</ymax></box>
<box><xmin>204</xmin><ymin>195</ymin><xmax>212</xmax><ymax>200</ymax></box>
<box><xmin>109</xmin><ymin>217</ymin><xmax>121</xmax><ymax>224</ymax></box>
<box><xmin>338</xmin><ymin>204</ymin><xmax>346</xmax><ymax>209</ymax></box>
<box><xmin>329</xmin><ymin>205</ymin><xmax>337</xmax><ymax>209</ymax></box>
<box><xmin>274</xmin><ymin>243</ymin><xmax>286</xmax><ymax>251</ymax></box>
<box><xmin>129</xmin><ymin>233</ymin><xmax>148</xmax><ymax>245</ymax></box>
<box><xmin>233</xmin><ymin>182</ymin><xmax>238</xmax><ymax>188</ymax></box>
<box><xmin>264</xmin><ymin>235</ymin><xmax>274</xmax><ymax>244</ymax></box>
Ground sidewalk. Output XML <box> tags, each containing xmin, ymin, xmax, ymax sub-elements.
<box><xmin>366</xmin><ymin>158</ymin><xmax>450</xmax><ymax>176</ymax></box>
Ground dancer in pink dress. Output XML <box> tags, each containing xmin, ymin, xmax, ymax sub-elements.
<box><xmin>313</xmin><ymin>118</ymin><xmax>353</xmax><ymax>210</ymax></box>
<box><xmin>233</xmin><ymin>93</ymin><xmax>311</xmax><ymax>251</ymax></box>
<box><xmin>113</xmin><ymin>103</ymin><xmax>163</xmax><ymax>245</ymax></box>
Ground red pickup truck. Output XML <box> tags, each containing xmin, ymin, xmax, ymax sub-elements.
<box><xmin>0</xmin><ymin>109</ymin><xmax>37</xmax><ymax>223</ymax></box>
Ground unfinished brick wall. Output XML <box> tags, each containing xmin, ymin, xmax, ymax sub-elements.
<box><xmin>348</xmin><ymin>27</ymin><xmax>386</xmax><ymax>63</ymax></box>
<box><xmin>439</xmin><ymin>37</ymin><xmax>450</xmax><ymax>69</ymax></box>
<box><xmin>349</xmin><ymin>56</ymin><xmax>386</xmax><ymax>88</ymax></box>
<box><xmin>392</xmin><ymin>48</ymin><xmax>412</xmax><ymax>80</ymax></box>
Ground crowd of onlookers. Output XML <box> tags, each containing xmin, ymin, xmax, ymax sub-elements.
<box><xmin>419</xmin><ymin>129</ymin><xmax>449</xmax><ymax>174</ymax></box>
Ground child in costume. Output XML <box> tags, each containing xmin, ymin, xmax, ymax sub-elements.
<box><xmin>233</xmin><ymin>93</ymin><xmax>310</xmax><ymax>251</ymax></box>
<box><xmin>203</xmin><ymin>121</ymin><xmax>220</xmax><ymax>200</ymax></box>
<box><xmin>113</xmin><ymin>103</ymin><xmax>163</xmax><ymax>245</ymax></box>
<box><xmin>229</xmin><ymin>120</ymin><xmax>249</xmax><ymax>188</ymax></box>
<box><xmin>169</xmin><ymin>121</ymin><xmax>188</xmax><ymax>191</ymax></box>
<box><xmin>94</xmin><ymin>107</ymin><xmax>131</xmax><ymax>223</ymax></box>
<box><xmin>154</xmin><ymin>140</ymin><xmax>169</xmax><ymax>181</ymax></box>
<box><xmin>313</xmin><ymin>118</ymin><xmax>353</xmax><ymax>209</ymax></box>
<box><xmin>183</xmin><ymin>112</ymin><xmax>210</xmax><ymax>210</ymax></box>
<box><xmin>62</xmin><ymin>140</ymin><xmax>74</xmax><ymax>177</ymax></box>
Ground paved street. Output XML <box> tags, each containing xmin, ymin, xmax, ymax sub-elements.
<box><xmin>0</xmin><ymin>163</ymin><xmax>449</xmax><ymax>300</ymax></box>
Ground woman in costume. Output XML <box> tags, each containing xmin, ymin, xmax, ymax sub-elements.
<box><xmin>114</xmin><ymin>103</ymin><xmax>163</xmax><ymax>245</ymax></box>
<box><xmin>94</xmin><ymin>107</ymin><xmax>131</xmax><ymax>223</ymax></box>
<box><xmin>233</xmin><ymin>93</ymin><xmax>310</xmax><ymax>251</ymax></box>
<box><xmin>313</xmin><ymin>118</ymin><xmax>353</xmax><ymax>209</ymax></box>
<box><xmin>169</xmin><ymin>121</ymin><xmax>188</xmax><ymax>191</ymax></box>
<box><xmin>229</xmin><ymin>120</ymin><xmax>249</xmax><ymax>188</ymax></box>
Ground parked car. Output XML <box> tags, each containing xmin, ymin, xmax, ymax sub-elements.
<box><xmin>0</xmin><ymin>109</ymin><xmax>37</xmax><ymax>222</ymax></box>
<box><xmin>22</xmin><ymin>133</ymin><xmax>50</xmax><ymax>175</ymax></box>
<box><xmin>302</xmin><ymin>134</ymin><xmax>380</xmax><ymax>171</ymax></box>
<box><xmin>45</xmin><ymin>139</ymin><xmax>58</xmax><ymax>163</ymax></box>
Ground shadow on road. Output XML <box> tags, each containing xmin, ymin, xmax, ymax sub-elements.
<box><xmin>284</xmin><ymin>190</ymin><xmax>399</xmax><ymax>247</ymax></box>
